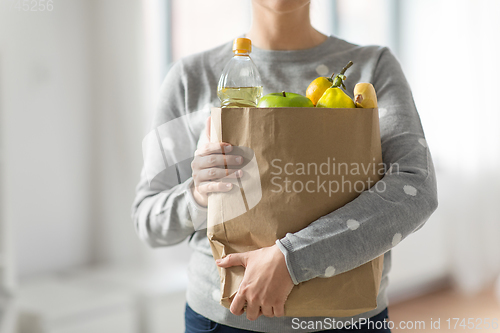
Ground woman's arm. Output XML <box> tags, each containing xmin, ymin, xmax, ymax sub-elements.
<box><xmin>131</xmin><ymin>61</ymin><xmax>205</xmax><ymax>247</ymax></box>
<box><xmin>131</xmin><ymin>60</ymin><xmax>245</xmax><ymax>247</ymax></box>
<box><xmin>131</xmin><ymin>169</ymin><xmax>205</xmax><ymax>248</ymax></box>
<box><xmin>276</xmin><ymin>48</ymin><xmax>438</xmax><ymax>284</ymax></box>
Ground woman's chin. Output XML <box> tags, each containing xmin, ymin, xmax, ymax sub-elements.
<box><xmin>252</xmin><ymin>0</ymin><xmax>311</xmax><ymax>14</ymax></box>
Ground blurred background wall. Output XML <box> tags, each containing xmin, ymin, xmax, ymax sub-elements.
<box><xmin>1</xmin><ymin>0</ymin><xmax>500</xmax><ymax>332</ymax></box>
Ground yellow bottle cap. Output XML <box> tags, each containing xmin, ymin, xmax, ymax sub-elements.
<box><xmin>233</xmin><ymin>38</ymin><xmax>252</xmax><ymax>53</ymax></box>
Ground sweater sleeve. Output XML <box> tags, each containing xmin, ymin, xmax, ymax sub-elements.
<box><xmin>276</xmin><ymin>48</ymin><xmax>439</xmax><ymax>285</ymax></box>
<box><xmin>131</xmin><ymin>61</ymin><xmax>207</xmax><ymax>248</ymax></box>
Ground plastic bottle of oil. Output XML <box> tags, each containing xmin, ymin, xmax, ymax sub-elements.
<box><xmin>217</xmin><ymin>38</ymin><xmax>263</xmax><ymax>108</ymax></box>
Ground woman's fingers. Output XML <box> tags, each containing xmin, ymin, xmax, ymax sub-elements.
<box><xmin>198</xmin><ymin>154</ymin><xmax>243</xmax><ymax>169</ymax></box>
<box><xmin>195</xmin><ymin>142</ymin><xmax>232</xmax><ymax>157</ymax></box>
<box><xmin>245</xmin><ymin>301</ymin><xmax>260</xmax><ymax>321</ymax></box>
<box><xmin>195</xmin><ymin>181</ymin><xmax>233</xmax><ymax>195</ymax></box>
<box><xmin>191</xmin><ymin>141</ymin><xmax>244</xmax><ymax>204</ymax></box>
<box><xmin>260</xmin><ymin>305</ymin><xmax>274</xmax><ymax>318</ymax></box>
<box><xmin>230</xmin><ymin>294</ymin><xmax>246</xmax><ymax>316</ymax></box>
<box><xmin>196</xmin><ymin>168</ymin><xmax>243</xmax><ymax>183</ymax></box>
<box><xmin>273</xmin><ymin>305</ymin><xmax>285</xmax><ymax>318</ymax></box>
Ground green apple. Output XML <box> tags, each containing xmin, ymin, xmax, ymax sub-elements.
<box><xmin>257</xmin><ymin>91</ymin><xmax>314</xmax><ymax>107</ymax></box>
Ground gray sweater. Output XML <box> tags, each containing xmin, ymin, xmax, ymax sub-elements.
<box><xmin>131</xmin><ymin>35</ymin><xmax>438</xmax><ymax>332</ymax></box>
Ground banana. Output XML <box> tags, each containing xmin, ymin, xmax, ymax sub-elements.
<box><xmin>353</xmin><ymin>83</ymin><xmax>378</xmax><ymax>108</ymax></box>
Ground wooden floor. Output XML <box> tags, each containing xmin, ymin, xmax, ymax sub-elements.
<box><xmin>388</xmin><ymin>285</ymin><xmax>500</xmax><ymax>332</ymax></box>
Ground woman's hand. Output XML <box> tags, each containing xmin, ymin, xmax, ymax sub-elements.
<box><xmin>216</xmin><ymin>244</ymin><xmax>295</xmax><ymax>320</ymax></box>
<box><xmin>191</xmin><ymin>117</ymin><xmax>243</xmax><ymax>207</ymax></box>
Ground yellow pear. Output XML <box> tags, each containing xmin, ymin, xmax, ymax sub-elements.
<box><xmin>354</xmin><ymin>83</ymin><xmax>378</xmax><ymax>108</ymax></box>
<box><xmin>316</xmin><ymin>88</ymin><xmax>355</xmax><ymax>108</ymax></box>
<box><xmin>316</xmin><ymin>61</ymin><xmax>355</xmax><ymax>108</ymax></box>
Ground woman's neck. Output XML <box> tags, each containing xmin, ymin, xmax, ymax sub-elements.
<box><xmin>245</xmin><ymin>1</ymin><xmax>327</xmax><ymax>51</ymax></box>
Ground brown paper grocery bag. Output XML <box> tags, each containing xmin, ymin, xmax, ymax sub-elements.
<box><xmin>207</xmin><ymin>107</ymin><xmax>384</xmax><ymax>317</ymax></box>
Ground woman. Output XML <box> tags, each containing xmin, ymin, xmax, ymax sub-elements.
<box><xmin>132</xmin><ymin>0</ymin><xmax>438</xmax><ymax>332</ymax></box>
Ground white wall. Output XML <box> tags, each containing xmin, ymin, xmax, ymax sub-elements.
<box><xmin>86</xmin><ymin>0</ymin><xmax>147</xmax><ymax>266</ymax></box>
<box><xmin>0</xmin><ymin>0</ymin><xmax>93</xmax><ymax>278</ymax></box>
<box><xmin>171</xmin><ymin>0</ymin><xmax>252</xmax><ymax>62</ymax></box>
<box><xmin>398</xmin><ymin>0</ymin><xmax>500</xmax><ymax>293</ymax></box>
<box><xmin>0</xmin><ymin>0</ymin><xmax>192</xmax><ymax>281</ymax></box>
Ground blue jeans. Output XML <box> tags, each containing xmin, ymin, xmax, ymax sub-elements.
<box><xmin>185</xmin><ymin>303</ymin><xmax>391</xmax><ymax>333</ymax></box>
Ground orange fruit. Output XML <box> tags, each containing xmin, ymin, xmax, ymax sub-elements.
<box><xmin>306</xmin><ymin>74</ymin><xmax>334</xmax><ymax>106</ymax></box>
